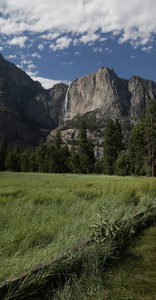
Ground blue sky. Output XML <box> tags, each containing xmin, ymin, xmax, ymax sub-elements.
<box><xmin>0</xmin><ymin>0</ymin><xmax>156</xmax><ymax>88</ymax></box>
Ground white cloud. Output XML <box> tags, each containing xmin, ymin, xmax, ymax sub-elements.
<box><xmin>26</xmin><ymin>70</ymin><xmax>38</xmax><ymax>78</ymax></box>
<box><xmin>38</xmin><ymin>44</ymin><xmax>44</xmax><ymax>51</ymax></box>
<box><xmin>5</xmin><ymin>54</ymin><xmax>17</xmax><ymax>59</ymax></box>
<box><xmin>141</xmin><ymin>45</ymin><xmax>153</xmax><ymax>52</ymax></box>
<box><xmin>60</xmin><ymin>61</ymin><xmax>73</xmax><ymax>65</ymax></box>
<box><xmin>79</xmin><ymin>33</ymin><xmax>100</xmax><ymax>44</ymax></box>
<box><xmin>26</xmin><ymin>71</ymin><xmax>71</xmax><ymax>89</ymax></box>
<box><xmin>31</xmin><ymin>52</ymin><xmax>41</xmax><ymax>59</ymax></box>
<box><xmin>21</xmin><ymin>59</ymin><xmax>33</xmax><ymax>65</ymax></box>
<box><xmin>41</xmin><ymin>32</ymin><xmax>60</xmax><ymax>40</ymax></box>
<box><xmin>0</xmin><ymin>0</ymin><xmax>155</xmax><ymax>50</ymax></box>
<box><xmin>50</xmin><ymin>36</ymin><xmax>72</xmax><ymax>51</ymax></box>
<box><xmin>93</xmin><ymin>47</ymin><xmax>103</xmax><ymax>52</ymax></box>
<box><xmin>8</xmin><ymin>36</ymin><xmax>27</xmax><ymax>48</ymax></box>
<box><xmin>27</xmin><ymin>64</ymin><xmax>37</xmax><ymax>70</ymax></box>
<box><xmin>100</xmin><ymin>37</ymin><xmax>107</xmax><ymax>42</ymax></box>
<box><xmin>105</xmin><ymin>47</ymin><xmax>112</xmax><ymax>53</ymax></box>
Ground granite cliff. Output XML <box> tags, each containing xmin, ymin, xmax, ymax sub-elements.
<box><xmin>62</xmin><ymin>67</ymin><xmax>156</xmax><ymax>126</ymax></box>
<box><xmin>0</xmin><ymin>54</ymin><xmax>156</xmax><ymax>147</ymax></box>
<box><xmin>0</xmin><ymin>54</ymin><xmax>68</xmax><ymax>146</ymax></box>
<box><xmin>63</xmin><ymin>67</ymin><xmax>131</xmax><ymax>125</ymax></box>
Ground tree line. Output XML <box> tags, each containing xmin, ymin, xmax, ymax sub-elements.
<box><xmin>0</xmin><ymin>99</ymin><xmax>156</xmax><ymax>176</ymax></box>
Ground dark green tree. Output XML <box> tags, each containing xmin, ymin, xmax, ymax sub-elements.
<box><xmin>48</xmin><ymin>131</ymin><xmax>70</xmax><ymax>173</ymax></box>
<box><xmin>59</xmin><ymin>145</ymin><xmax>71</xmax><ymax>173</ymax></box>
<box><xmin>0</xmin><ymin>136</ymin><xmax>8</xmax><ymax>171</ymax></box>
<box><xmin>13</xmin><ymin>145</ymin><xmax>21</xmax><ymax>171</ymax></box>
<box><xmin>103</xmin><ymin>119</ymin><xmax>124</xmax><ymax>175</ymax></box>
<box><xmin>114</xmin><ymin>119</ymin><xmax>125</xmax><ymax>152</ymax></box>
<box><xmin>128</xmin><ymin>121</ymin><xmax>146</xmax><ymax>175</ymax></box>
<box><xmin>77</xmin><ymin>119</ymin><xmax>95</xmax><ymax>173</ymax></box>
<box><xmin>53</xmin><ymin>130</ymin><xmax>63</xmax><ymax>149</ymax></box>
<box><xmin>35</xmin><ymin>138</ymin><xmax>48</xmax><ymax>172</ymax></box>
<box><xmin>144</xmin><ymin>99</ymin><xmax>156</xmax><ymax>177</ymax></box>
<box><xmin>94</xmin><ymin>159</ymin><xmax>103</xmax><ymax>174</ymax></box>
<box><xmin>69</xmin><ymin>146</ymin><xmax>81</xmax><ymax>173</ymax></box>
<box><xmin>48</xmin><ymin>131</ymin><xmax>63</xmax><ymax>173</ymax></box>
<box><xmin>20</xmin><ymin>152</ymin><xmax>29</xmax><ymax>172</ymax></box>
<box><xmin>5</xmin><ymin>149</ymin><xmax>17</xmax><ymax>171</ymax></box>
<box><xmin>28</xmin><ymin>149</ymin><xmax>38</xmax><ymax>172</ymax></box>
<box><xmin>115</xmin><ymin>151</ymin><xmax>130</xmax><ymax>176</ymax></box>
<box><xmin>128</xmin><ymin>100</ymin><xmax>156</xmax><ymax>177</ymax></box>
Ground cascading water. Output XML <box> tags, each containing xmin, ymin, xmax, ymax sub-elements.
<box><xmin>64</xmin><ymin>86</ymin><xmax>71</xmax><ymax>124</ymax></box>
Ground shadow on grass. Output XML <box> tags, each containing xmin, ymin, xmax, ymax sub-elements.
<box><xmin>0</xmin><ymin>207</ymin><xmax>156</xmax><ymax>300</ymax></box>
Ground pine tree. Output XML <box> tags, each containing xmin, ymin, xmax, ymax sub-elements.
<box><xmin>103</xmin><ymin>119</ymin><xmax>124</xmax><ymax>175</ymax></box>
<box><xmin>115</xmin><ymin>151</ymin><xmax>130</xmax><ymax>176</ymax></box>
<box><xmin>48</xmin><ymin>131</ymin><xmax>62</xmax><ymax>173</ymax></box>
<box><xmin>53</xmin><ymin>130</ymin><xmax>62</xmax><ymax>149</ymax></box>
<box><xmin>128</xmin><ymin>121</ymin><xmax>146</xmax><ymax>175</ymax></box>
<box><xmin>77</xmin><ymin>119</ymin><xmax>95</xmax><ymax>173</ymax></box>
<box><xmin>144</xmin><ymin>99</ymin><xmax>156</xmax><ymax>177</ymax></box>
<box><xmin>47</xmin><ymin>131</ymin><xmax>71</xmax><ymax>173</ymax></box>
<box><xmin>114</xmin><ymin>119</ymin><xmax>125</xmax><ymax>153</ymax></box>
<box><xmin>20</xmin><ymin>152</ymin><xmax>29</xmax><ymax>172</ymax></box>
<box><xmin>59</xmin><ymin>145</ymin><xmax>71</xmax><ymax>173</ymax></box>
<box><xmin>13</xmin><ymin>145</ymin><xmax>21</xmax><ymax>172</ymax></box>
<box><xmin>0</xmin><ymin>136</ymin><xmax>8</xmax><ymax>171</ymax></box>
<box><xmin>35</xmin><ymin>138</ymin><xmax>47</xmax><ymax>172</ymax></box>
<box><xmin>69</xmin><ymin>147</ymin><xmax>81</xmax><ymax>173</ymax></box>
<box><xmin>5</xmin><ymin>149</ymin><xmax>17</xmax><ymax>171</ymax></box>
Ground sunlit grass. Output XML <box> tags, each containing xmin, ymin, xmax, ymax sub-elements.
<box><xmin>0</xmin><ymin>172</ymin><xmax>156</xmax><ymax>283</ymax></box>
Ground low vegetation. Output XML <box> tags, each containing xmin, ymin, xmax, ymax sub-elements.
<box><xmin>52</xmin><ymin>224</ymin><xmax>156</xmax><ymax>300</ymax></box>
<box><xmin>0</xmin><ymin>172</ymin><xmax>156</xmax><ymax>294</ymax></box>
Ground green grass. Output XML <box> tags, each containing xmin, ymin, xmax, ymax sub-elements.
<box><xmin>0</xmin><ymin>172</ymin><xmax>156</xmax><ymax>285</ymax></box>
<box><xmin>52</xmin><ymin>224</ymin><xmax>156</xmax><ymax>300</ymax></box>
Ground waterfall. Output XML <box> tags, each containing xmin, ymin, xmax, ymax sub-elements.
<box><xmin>64</xmin><ymin>86</ymin><xmax>69</xmax><ymax>115</ymax></box>
<box><xmin>64</xmin><ymin>86</ymin><xmax>70</xmax><ymax>124</ymax></box>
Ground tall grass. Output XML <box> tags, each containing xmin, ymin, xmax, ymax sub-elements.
<box><xmin>52</xmin><ymin>224</ymin><xmax>156</xmax><ymax>300</ymax></box>
<box><xmin>0</xmin><ymin>172</ymin><xmax>156</xmax><ymax>284</ymax></box>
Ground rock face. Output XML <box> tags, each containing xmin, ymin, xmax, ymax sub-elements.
<box><xmin>128</xmin><ymin>76</ymin><xmax>156</xmax><ymax>125</ymax></box>
<box><xmin>0</xmin><ymin>54</ymin><xmax>68</xmax><ymax>146</ymax></box>
<box><xmin>62</xmin><ymin>67</ymin><xmax>156</xmax><ymax>128</ymax></box>
<box><xmin>22</xmin><ymin>83</ymin><xmax>68</xmax><ymax>130</ymax></box>
<box><xmin>0</xmin><ymin>53</ymin><xmax>156</xmax><ymax>147</ymax></box>
<box><xmin>0</xmin><ymin>53</ymin><xmax>43</xmax><ymax>107</ymax></box>
<box><xmin>54</xmin><ymin>67</ymin><xmax>156</xmax><ymax>149</ymax></box>
<box><xmin>63</xmin><ymin>67</ymin><xmax>131</xmax><ymax>125</ymax></box>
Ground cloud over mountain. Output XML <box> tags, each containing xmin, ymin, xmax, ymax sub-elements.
<box><xmin>0</xmin><ymin>0</ymin><xmax>155</xmax><ymax>50</ymax></box>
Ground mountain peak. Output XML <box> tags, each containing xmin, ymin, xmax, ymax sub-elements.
<box><xmin>0</xmin><ymin>55</ymin><xmax>156</xmax><ymax>147</ymax></box>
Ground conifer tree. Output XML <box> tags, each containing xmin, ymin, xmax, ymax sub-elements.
<box><xmin>48</xmin><ymin>130</ymin><xmax>71</xmax><ymax>173</ymax></box>
<box><xmin>144</xmin><ymin>99</ymin><xmax>156</xmax><ymax>177</ymax></box>
<box><xmin>35</xmin><ymin>138</ymin><xmax>47</xmax><ymax>172</ymax></box>
<box><xmin>53</xmin><ymin>130</ymin><xmax>62</xmax><ymax>149</ymax></box>
<box><xmin>5</xmin><ymin>149</ymin><xmax>17</xmax><ymax>171</ymax></box>
<box><xmin>69</xmin><ymin>146</ymin><xmax>81</xmax><ymax>173</ymax></box>
<box><xmin>0</xmin><ymin>136</ymin><xmax>8</xmax><ymax>171</ymax></box>
<box><xmin>128</xmin><ymin>121</ymin><xmax>146</xmax><ymax>175</ymax></box>
<box><xmin>48</xmin><ymin>130</ymin><xmax>63</xmax><ymax>173</ymax></box>
<box><xmin>103</xmin><ymin>119</ymin><xmax>124</xmax><ymax>175</ymax></box>
<box><xmin>115</xmin><ymin>151</ymin><xmax>130</xmax><ymax>176</ymax></box>
<box><xmin>77</xmin><ymin>119</ymin><xmax>95</xmax><ymax>173</ymax></box>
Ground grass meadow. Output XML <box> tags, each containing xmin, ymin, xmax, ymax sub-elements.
<box><xmin>52</xmin><ymin>224</ymin><xmax>156</xmax><ymax>300</ymax></box>
<box><xmin>0</xmin><ymin>172</ymin><xmax>156</xmax><ymax>298</ymax></box>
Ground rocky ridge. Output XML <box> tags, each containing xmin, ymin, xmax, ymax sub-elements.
<box><xmin>0</xmin><ymin>54</ymin><xmax>156</xmax><ymax>147</ymax></box>
<box><xmin>0</xmin><ymin>54</ymin><xmax>68</xmax><ymax>146</ymax></box>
